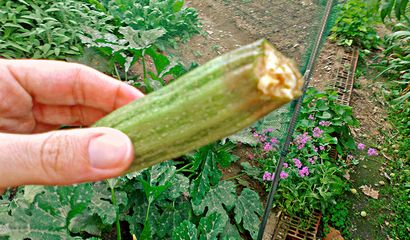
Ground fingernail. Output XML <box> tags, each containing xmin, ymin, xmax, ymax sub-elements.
<box><xmin>88</xmin><ymin>131</ymin><xmax>132</xmax><ymax>169</ymax></box>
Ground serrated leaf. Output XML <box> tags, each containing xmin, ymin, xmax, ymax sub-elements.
<box><xmin>69</xmin><ymin>214</ymin><xmax>103</xmax><ymax>236</ymax></box>
<box><xmin>0</xmin><ymin>183</ymin><xmax>120</xmax><ymax>239</ymax></box>
<box><xmin>119</xmin><ymin>27</ymin><xmax>166</xmax><ymax>50</ymax></box>
<box><xmin>227</xmin><ymin>128</ymin><xmax>258</xmax><ymax>146</ymax></box>
<box><xmin>172</xmin><ymin>220</ymin><xmax>198</xmax><ymax>240</ymax></box>
<box><xmin>167</xmin><ymin>174</ymin><xmax>190</xmax><ymax>200</ymax></box>
<box><xmin>192</xmin><ymin>181</ymin><xmax>236</xmax><ymax>225</ymax></box>
<box><xmin>241</xmin><ymin>162</ymin><xmax>262</xmax><ymax>181</ymax></box>
<box><xmin>217</xmin><ymin>150</ymin><xmax>239</xmax><ymax>168</ymax></box>
<box><xmin>0</xmin><ymin>194</ymin><xmax>69</xmax><ymax>239</ymax></box>
<box><xmin>0</xmin><ymin>210</ymin><xmax>69</xmax><ymax>239</ymax></box>
<box><xmin>157</xmin><ymin>200</ymin><xmax>191</xmax><ymax>238</ymax></box>
<box><xmin>23</xmin><ymin>185</ymin><xmax>44</xmax><ymax>204</ymax></box>
<box><xmin>190</xmin><ymin>148</ymin><xmax>222</xmax><ymax>205</ymax></box>
<box><xmin>198</xmin><ymin>212</ymin><xmax>224</xmax><ymax>240</ymax></box>
<box><xmin>234</xmin><ymin>189</ymin><xmax>263</xmax><ymax>240</ymax></box>
<box><xmin>140</xmin><ymin>219</ymin><xmax>152</xmax><ymax>240</ymax></box>
<box><xmin>220</xmin><ymin>221</ymin><xmax>242</xmax><ymax>240</ymax></box>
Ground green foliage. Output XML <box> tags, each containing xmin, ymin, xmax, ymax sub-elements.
<box><xmin>330</xmin><ymin>0</ymin><xmax>380</xmax><ymax>49</ymax></box>
<box><xmin>0</xmin><ymin>145</ymin><xmax>260</xmax><ymax>239</ymax></box>
<box><xmin>98</xmin><ymin>0</ymin><xmax>201</xmax><ymax>49</ymax></box>
<box><xmin>172</xmin><ymin>213</ymin><xmax>224</xmax><ymax>240</ymax></box>
<box><xmin>376</xmin><ymin>22</ymin><xmax>410</xmax><ymax>103</ymax></box>
<box><xmin>234</xmin><ymin>189</ymin><xmax>263</xmax><ymax>240</ymax></box>
<box><xmin>250</xmin><ymin>88</ymin><xmax>358</xmax><ymax>217</ymax></box>
<box><xmin>299</xmin><ymin>87</ymin><xmax>359</xmax><ymax>153</ymax></box>
<box><xmin>192</xmin><ymin>181</ymin><xmax>237</xmax><ymax>226</ymax></box>
<box><xmin>197</xmin><ymin>212</ymin><xmax>225</xmax><ymax>240</ymax></box>
<box><xmin>0</xmin><ymin>0</ymin><xmax>112</xmax><ymax>59</ymax></box>
<box><xmin>0</xmin><ymin>184</ymin><xmax>123</xmax><ymax>239</ymax></box>
<box><xmin>188</xmin><ymin>143</ymin><xmax>238</xmax><ymax>205</ymax></box>
<box><xmin>322</xmin><ymin>200</ymin><xmax>351</xmax><ymax>236</ymax></box>
<box><xmin>78</xmin><ymin>0</ymin><xmax>200</xmax><ymax>92</ymax></box>
<box><xmin>379</xmin><ymin>0</ymin><xmax>410</xmax><ymax>22</ymax></box>
<box><xmin>191</xmin><ymin>181</ymin><xmax>263</xmax><ymax>240</ymax></box>
<box><xmin>172</xmin><ymin>220</ymin><xmax>198</xmax><ymax>240</ymax></box>
<box><xmin>0</xmin><ymin>1</ymin><xmax>264</xmax><ymax>239</ymax></box>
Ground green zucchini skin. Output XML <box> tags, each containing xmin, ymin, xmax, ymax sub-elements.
<box><xmin>93</xmin><ymin>39</ymin><xmax>303</xmax><ymax>172</ymax></box>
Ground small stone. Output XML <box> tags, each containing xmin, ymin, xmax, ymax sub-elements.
<box><xmin>350</xmin><ymin>188</ymin><xmax>357</xmax><ymax>194</ymax></box>
<box><xmin>361</xmin><ymin>211</ymin><xmax>367</xmax><ymax>217</ymax></box>
<box><xmin>379</xmin><ymin>181</ymin><xmax>385</xmax><ymax>186</ymax></box>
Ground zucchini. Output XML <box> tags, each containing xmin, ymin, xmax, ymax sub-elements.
<box><xmin>93</xmin><ymin>39</ymin><xmax>303</xmax><ymax>172</ymax></box>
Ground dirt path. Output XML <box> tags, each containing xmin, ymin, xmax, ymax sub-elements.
<box><xmin>175</xmin><ymin>0</ymin><xmax>321</xmax><ymax>67</ymax></box>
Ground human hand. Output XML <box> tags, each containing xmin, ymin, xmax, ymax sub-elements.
<box><xmin>0</xmin><ymin>59</ymin><xmax>144</xmax><ymax>194</ymax></box>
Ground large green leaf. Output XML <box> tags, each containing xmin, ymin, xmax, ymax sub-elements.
<box><xmin>241</xmin><ymin>162</ymin><xmax>262</xmax><ymax>181</ymax></box>
<box><xmin>190</xmin><ymin>147</ymin><xmax>222</xmax><ymax>205</ymax></box>
<box><xmin>220</xmin><ymin>221</ymin><xmax>242</xmax><ymax>240</ymax></box>
<box><xmin>0</xmin><ymin>183</ymin><xmax>120</xmax><ymax>239</ymax></box>
<box><xmin>198</xmin><ymin>212</ymin><xmax>224</xmax><ymax>240</ymax></box>
<box><xmin>0</xmin><ymin>204</ymin><xmax>71</xmax><ymax>240</ymax></box>
<box><xmin>119</xmin><ymin>27</ymin><xmax>166</xmax><ymax>50</ymax></box>
<box><xmin>234</xmin><ymin>188</ymin><xmax>263</xmax><ymax>240</ymax></box>
<box><xmin>167</xmin><ymin>174</ymin><xmax>190</xmax><ymax>200</ymax></box>
<box><xmin>157</xmin><ymin>199</ymin><xmax>191</xmax><ymax>239</ymax></box>
<box><xmin>172</xmin><ymin>220</ymin><xmax>198</xmax><ymax>240</ymax></box>
<box><xmin>192</xmin><ymin>181</ymin><xmax>236</xmax><ymax>225</ymax></box>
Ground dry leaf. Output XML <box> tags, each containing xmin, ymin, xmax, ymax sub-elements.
<box><xmin>324</xmin><ymin>226</ymin><xmax>344</xmax><ymax>240</ymax></box>
<box><xmin>359</xmin><ymin>185</ymin><xmax>379</xmax><ymax>199</ymax></box>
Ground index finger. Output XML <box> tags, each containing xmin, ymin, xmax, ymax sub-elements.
<box><xmin>3</xmin><ymin>59</ymin><xmax>144</xmax><ymax>112</ymax></box>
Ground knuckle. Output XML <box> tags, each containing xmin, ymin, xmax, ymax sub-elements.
<box><xmin>39</xmin><ymin>132</ymin><xmax>70</xmax><ymax>179</ymax></box>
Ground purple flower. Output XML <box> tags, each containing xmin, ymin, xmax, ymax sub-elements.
<box><xmin>267</xmin><ymin>128</ymin><xmax>274</xmax><ymax>132</ymax></box>
<box><xmin>270</xmin><ymin>137</ymin><xmax>279</xmax><ymax>145</ymax></box>
<box><xmin>347</xmin><ymin>154</ymin><xmax>354</xmax><ymax>160</ymax></box>
<box><xmin>313</xmin><ymin>156</ymin><xmax>318</xmax><ymax>161</ymax></box>
<box><xmin>283</xmin><ymin>163</ymin><xmax>289</xmax><ymax>168</ymax></box>
<box><xmin>263</xmin><ymin>143</ymin><xmax>272</xmax><ymax>152</ymax></box>
<box><xmin>319</xmin><ymin>145</ymin><xmax>325</xmax><ymax>151</ymax></box>
<box><xmin>308</xmin><ymin>158</ymin><xmax>315</xmax><ymax>164</ymax></box>
<box><xmin>312</xmin><ymin>127</ymin><xmax>324</xmax><ymax>138</ymax></box>
<box><xmin>280</xmin><ymin>171</ymin><xmax>289</xmax><ymax>179</ymax></box>
<box><xmin>295</xmin><ymin>132</ymin><xmax>311</xmax><ymax>149</ymax></box>
<box><xmin>319</xmin><ymin>121</ymin><xmax>331</xmax><ymax>127</ymax></box>
<box><xmin>357</xmin><ymin>143</ymin><xmax>365</xmax><ymax>150</ymax></box>
<box><xmin>263</xmin><ymin>171</ymin><xmax>272</xmax><ymax>181</ymax></box>
<box><xmin>308</xmin><ymin>114</ymin><xmax>314</xmax><ymax>120</ymax></box>
<box><xmin>367</xmin><ymin>148</ymin><xmax>378</xmax><ymax>156</ymax></box>
<box><xmin>253</xmin><ymin>132</ymin><xmax>259</xmax><ymax>137</ymax></box>
<box><xmin>293</xmin><ymin>158</ymin><xmax>302</xmax><ymax>169</ymax></box>
<box><xmin>299</xmin><ymin>166</ymin><xmax>310</xmax><ymax>177</ymax></box>
<box><xmin>314</xmin><ymin>147</ymin><xmax>318</xmax><ymax>152</ymax></box>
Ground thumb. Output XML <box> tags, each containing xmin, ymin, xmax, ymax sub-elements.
<box><xmin>0</xmin><ymin>127</ymin><xmax>134</xmax><ymax>188</ymax></box>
